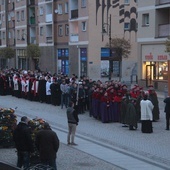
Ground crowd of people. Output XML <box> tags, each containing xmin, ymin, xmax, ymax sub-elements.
<box><xmin>0</xmin><ymin>68</ymin><xmax>167</xmax><ymax>169</ymax></box>
<box><xmin>0</xmin><ymin>68</ymin><xmax>161</xmax><ymax>132</ymax></box>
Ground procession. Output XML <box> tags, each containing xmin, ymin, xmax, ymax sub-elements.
<box><xmin>0</xmin><ymin>68</ymin><xmax>169</xmax><ymax>170</ymax></box>
<box><xmin>0</xmin><ymin>68</ymin><xmax>161</xmax><ymax>131</ymax></box>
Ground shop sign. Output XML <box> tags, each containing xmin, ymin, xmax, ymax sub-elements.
<box><xmin>157</xmin><ymin>55</ymin><xmax>167</xmax><ymax>60</ymax></box>
<box><xmin>145</xmin><ymin>53</ymin><xmax>153</xmax><ymax>60</ymax></box>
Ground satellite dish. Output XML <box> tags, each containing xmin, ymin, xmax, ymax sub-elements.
<box><xmin>54</xmin><ymin>9</ymin><xmax>58</xmax><ymax>14</ymax></box>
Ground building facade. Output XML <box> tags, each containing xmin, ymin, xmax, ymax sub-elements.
<box><xmin>0</xmin><ymin>0</ymin><xmax>138</xmax><ymax>82</ymax></box>
<box><xmin>137</xmin><ymin>0</ymin><xmax>170</xmax><ymax>90</ymax></box>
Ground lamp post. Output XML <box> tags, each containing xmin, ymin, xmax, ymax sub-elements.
<box><xmin>21</xmin><ymin>33</ymin><xmax>29</xmax><ymax>69</ymax></box>
<box><xmin>102</xmin><ymin>14</ymin><xmax>112</xmax><ymax>80</ymax></box>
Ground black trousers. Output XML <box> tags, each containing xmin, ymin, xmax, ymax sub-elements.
<box><xmin>166</xmin><ymin>113</ymin><xmax>170</xmax><ymax>130</ymax></box>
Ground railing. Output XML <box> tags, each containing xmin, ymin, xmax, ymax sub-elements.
<box><xmin>159</xmin><ymin>0</ymin><xmax>170</xmax><ymax>4</ymax></box>
<box><xmin>30</xmin><ymin>17</ymin><xmax>35</xmax><ymax>24</ymax></box>
<box><xmin>71</xmin><ymin>9</ymin><xmax>78</xmax><ymax>19</ymax></box>
<box><xmin>46</xmin><ymin>36</ymin><xmax>53</xmax><ymax>43</ymax></box>
<box><xmin>158</xmin><ymin>24</ymin><xmax>170</xmax><ymax>37</ymax></box>
<box><xmin>30</xmin><ymin>37</ymin><xmax>36</xmax><ymax>44</ymax></box>
<box><xmin>46</xmin><ymin>14</ymin><xmax>52</xmax><ymax>23</ymax></box>
<box><xmin>29</xmin><ymin>0</ymin><xmax>35</xmax><ymax>5</ymax></box>
<box><xmin>70</xmin><ymin>33</ymin><xmax>79</xmax><ymax>42</ymax></box>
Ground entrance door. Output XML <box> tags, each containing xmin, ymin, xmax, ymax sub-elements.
<box><xmin>146</xmin><ymin>64</ymin><xmax>156</xmax><ymax>87</ymax></box>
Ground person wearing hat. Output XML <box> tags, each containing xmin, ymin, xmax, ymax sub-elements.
<box><xmin>13</xmin><ymin>116</ymin><xmax>34</xmax><ymax>169</ymax></box>
<box><xmin>35</xmin><ymin>122</ymin><xmax>60</xmax><ymax>170</ymax></box>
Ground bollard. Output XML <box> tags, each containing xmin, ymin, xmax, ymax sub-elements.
<box><xmin>164</xmin><ymin>85</ymin><xmax>168</xmax><ymax>98</ymax></box>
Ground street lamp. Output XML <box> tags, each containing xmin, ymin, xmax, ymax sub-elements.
<box><xmin>102</xmin><ymin>14</ymin><xmax>112</xmax><ymax>80</ymax></box>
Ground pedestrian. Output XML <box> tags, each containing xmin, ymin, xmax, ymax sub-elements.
<box><xmin>148</xmin><ymin>87</ymin><xmax>160</xmax><ymax>121</ymax></box>
<box><xmin>66</xmin><ymin>101</ymin><xmax>79</xmax><ymax>145</ymax></box>
<box><xmin>46</xmin><ymin>76</ymin><xmax>52</xmax><ymax>104</ymax></box>
<box><xmin>163</xmin><ymin>96</ymin><xmax>170</xmax><ymax>130</ymax></box>
<box><xmin>126</xmin><ymin>98</ymin><xmax>138</xmax><ymax>130</ymax></box>
<box><xmin>35</xmin><ymin>122</ymin><xmax>60</xmax><ymax>170</ymax></box>
<box><xmin>13</xmin><ymin>116</ymin><xmax>34</xmax><ymax>169</ymax></box>
<box><xmin>140</xmin><ymin>93</ymin><xmax>154</xmax><ymax>133</ymax></box>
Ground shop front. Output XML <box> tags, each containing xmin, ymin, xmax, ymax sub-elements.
<box><xmin>140</xmin><ymin>44</ymin><xmax>169</xmax><ymax>91</ymax></box>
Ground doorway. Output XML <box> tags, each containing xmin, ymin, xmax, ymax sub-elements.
<box><xmin>146</xmin><ymin>64</ymin><xmax>156</xmax><ymax>87</ymax></box>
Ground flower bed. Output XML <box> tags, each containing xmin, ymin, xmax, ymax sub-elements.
<box><xmin>0</xmin><ymin>108</ymin><xmax>17</xmax><ymax>148</ymax></box>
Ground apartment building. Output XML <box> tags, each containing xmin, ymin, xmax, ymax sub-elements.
<box><xmin>0</xmin><ymin>0</ymin><xmax>138</xmax><ymax>82</ymax></box>
<box><xmin>137</xmin><ymin>0</ymin><xmax>170</xmax><ymax>90</ymax></box>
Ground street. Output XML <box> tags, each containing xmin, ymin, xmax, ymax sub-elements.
<box><xmin>0</xmin><ymin>94</ymin><xmax>169</xmax><ymax>170</ymax></box>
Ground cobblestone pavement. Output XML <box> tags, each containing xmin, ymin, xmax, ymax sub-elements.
<box><xmin>0</xmin><ymin>92</ymin><xmax>169</xmax><ymax>170</ymax></box>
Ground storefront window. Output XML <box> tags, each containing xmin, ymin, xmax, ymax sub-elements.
<box><xmin>143</xmin><ymin>61</ymin><xmax>168</xmax><ymax>81</ymax></box>
<box><xmin>158</xmin><ymin>62</ymin><xmax>168</xmax><ymax>80</ymax></box>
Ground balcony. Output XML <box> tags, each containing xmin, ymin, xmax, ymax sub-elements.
<box><xmin>70</xmin><ymin>33</ymin><xmax>79</xmax><ymax>42</ymax></box>
<box><xmin>158</xmin><ymin>24</ymin><xmax>170</xmax><ymax>37</ymax></box>
<box><xmin>30</xmin><ymin>37</ymin><xmax>36</xmax><ymax>44</ymax></box>
<box><xmin>46</xmin><ymin>36</ymin><xmax>53</xmax><ymax>43</ymax></box>
<box><xmin>29</xmin><ymin>0</ymin><xmax>35</xmax><ymax>5</ymax></box>
<box><xmin>46</xmin><ymin>14</ymin><xmax>52</xmax><ymax>23</ymax></box>
<box><xmin>30</xmin><ymin>17</ymin><xmax>35</xmax><ymax>24</ymax></box>
<box><xmin>159</xmin><ymin>0</ymin><xmax>170</xmax><ymax>5</ymax></box>
<box><xmin>71</xmin><ymin>10</ymin><xmax>78</xmax><ymax>19</ymax></box>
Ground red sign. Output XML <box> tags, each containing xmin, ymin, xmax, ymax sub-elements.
<box><xmin>157</xmin><ymin>55</ymin><xmax>167</xmax><ymax>60</ymax></box>
<box><xmin>145</xmin><ymin>53</ymin><xmax>153</xmax><ymax>60</ymax></box>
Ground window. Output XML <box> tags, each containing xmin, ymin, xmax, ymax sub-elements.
<box><xmin>21</xmin><ymin>10</ymin><xmax>24</xmax><ymax>21</ymax></box>
<box><xmin>58</xmin><ymin>25</ymin><xmax>63</xmax><ymax>36</ymax></box>
<box><xmin>124</xmin><ymin>23</ymin><xmax>130</xmax><ymax>30</ymax></box>
<box><xmin>17</xmin><ymin>11</ymin><xmax>20</xmax><ymax>21</ymax></box>
<box><xmin>143</xmin><ymin>14</ymin><xmax>149</xmax><ymax>26</ymax></box>
<box><xmin>21</xmin><ymin>30</ymin><xmax>25</xmax><ymax>39</ymax></box>
<box><xmin>65</xmin><ymin>24</ymin><xmax>69</xmax><ymax>36</ymax></box>
<box><xmin>81</xmin><ymin>0</ymin><xmax>86</xmax><ymax>7</ymax></box>
<box><xmin>58</xmin><ymin>4</ymin><xmax>62</xmax><ymax>14</ymax></box>
<box><xmin>124</xmin><ymin>0</ymin><xmax>130</xmax><ymax>4</ymax></box>
<box><xmin>2</xmin><ymin>32</ymin><xmax>5</xmax><ymax>39</ymax></box>
<box><xmin>2</xmin><ymin>14</ymin><xmax>5</xmax><ymax>22</ymax></box>
<box><xmin>17</xmin><ymin>30</ymin><xmax>20</xmax><ymax>39</ymax></box>
<box><xmin>40</xmin><ymin>27</ymin><xmax>43</xmax><ymax>36</ymax></box>
<box><xmin>39</xmin><ymin>7</ymin><xmax>43</xmax><ymax>16</ymax></box>
<box><xmin>82</xmin><ymin>21</ymin><xmax>86</xmax><ymax>31</ymax></box>
<box><xmin>65</xmin><ymin>2</ymin><xmax>68</xmax><ymax>13</ymax></box>
<box><xmin>8</xmin><ymin>32</ymin><xmax>11</xmax><ymax>39</ymax></box>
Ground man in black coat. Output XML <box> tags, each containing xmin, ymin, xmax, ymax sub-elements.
<box><xmin>35</xmin><ymin>122</ymin><xmax>60</xmax><ymax>170</ymax></box>
<box><xmin>164</xmin><ymin>96</ymin><xmax>170</xmax><ymax>130</ymax></box>
<box><xmin>13</xmin><ymin>116</ymin><xmax>34</xmax><ymax>169</ymax></box>
<box><xmin>38</xmin><ymin>75</ymin><xmax>46</xmax><ymax>103</ymax></box>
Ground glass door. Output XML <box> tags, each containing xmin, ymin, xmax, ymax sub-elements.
<box><xmin>146</xmin><ymin>64</ymin><xmax>156</xmax><ymax>87</ymax></box>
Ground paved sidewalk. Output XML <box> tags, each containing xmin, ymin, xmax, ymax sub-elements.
<box><xmin>0</xmin><ymin>94</ymin><xmax>169</xmax><ymax>170</ymax></box>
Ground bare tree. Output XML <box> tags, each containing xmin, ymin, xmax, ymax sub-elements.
<box><xmin>106</xmin><ymin>37</ymin><xmax>131</xmax><ymax>60</ymax></box>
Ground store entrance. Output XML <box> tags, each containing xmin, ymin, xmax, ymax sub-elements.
<box><xmin>146</xmin><ymin>64</ymin><xmax>156</xmax><ymax>87</ymax></box>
